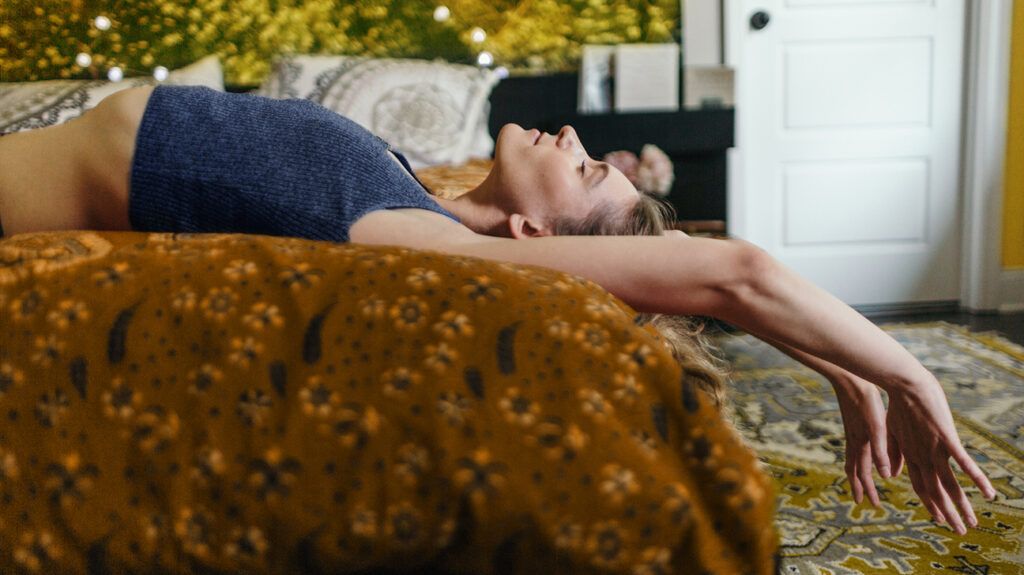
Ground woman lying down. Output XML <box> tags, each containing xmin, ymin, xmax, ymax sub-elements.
<box><xmin>0</xmin><ymin>84</ymin><xmax>996</xmax><ymax>535</ymax></box>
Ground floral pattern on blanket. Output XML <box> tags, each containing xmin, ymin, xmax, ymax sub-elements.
<box><xmin>0</xmin><ymin>231</ymin><xmax>778</xmax><ymax>574</ymax></box>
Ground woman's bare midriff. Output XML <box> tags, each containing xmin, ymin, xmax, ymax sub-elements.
<box><xmin>0</xmin><ymin>85</ymin><xmax>155</xmax><ymax>236</ymax></box>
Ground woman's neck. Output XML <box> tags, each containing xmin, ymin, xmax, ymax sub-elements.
<box><xmin>431</xmin><ymin>169</ymin><xmax>514</xmax><ymax>237</ymax></box>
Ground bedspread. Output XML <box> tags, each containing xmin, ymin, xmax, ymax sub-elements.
<box><xmin>0</xmin><ymin>230</ymin><xmax>778</xmax><ymax>574</ymax></box>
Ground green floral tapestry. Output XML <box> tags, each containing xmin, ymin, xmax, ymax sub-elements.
<box><xmin>0</xmin><ymin>0</ymin><xmax>680</xmax><ymax>86</ymax></box>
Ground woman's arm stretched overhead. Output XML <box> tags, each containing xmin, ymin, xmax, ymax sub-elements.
<box><xmin>360</xmin><ymin>210</ymin><xmax>947</xmax><ymax>396</ymax></box>
<box><xmin>352</xmin><ymin>208</ymin><xmax>995</xmax><ymax>535</ymax></box>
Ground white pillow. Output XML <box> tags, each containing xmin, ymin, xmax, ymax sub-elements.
<box><xmin>0</xmin><ymin>56</ymin><xmax>224</xmax><ymax>134</ymax></box>
<box><xmin>256</xmin><ymin>55</ymin><xmax>500</xmax><ymax>169</ymax></box>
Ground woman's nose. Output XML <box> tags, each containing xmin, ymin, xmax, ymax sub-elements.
<box><xmin>556</xmin><ymin>125</ymin><xmax>577</xmax><ymax>150</ymax></box>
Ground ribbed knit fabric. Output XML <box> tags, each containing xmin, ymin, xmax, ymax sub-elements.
<box><xmin>129</xmin><ymin>85</ymin><xmax>461</xmax><ymax>243</ymax></box>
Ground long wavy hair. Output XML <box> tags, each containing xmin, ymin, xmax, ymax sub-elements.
<box><xmin>550</xmin><ymin>193</ymin><xmax>730</xmax><ymax>410</ymax></box>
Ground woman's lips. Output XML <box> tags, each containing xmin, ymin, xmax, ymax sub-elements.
<box><xmin>531</xmin><ymin>129</ymin><xmax>542</xmax><ymax>145</ymax></box>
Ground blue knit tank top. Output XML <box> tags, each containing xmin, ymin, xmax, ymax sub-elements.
<box><xmin>129</xmin><ymin>85</ymin><xmax>461</xmax><ymax>243</ymax></box>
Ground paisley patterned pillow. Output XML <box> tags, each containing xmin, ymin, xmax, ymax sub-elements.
<box><xmin>0</xmin><ymin>56</ymin><xmax>225</xmax><ymax>134</ymax></box>
<box><xmin>257</xmin><ymin>55</ymin><xmax>500</xmax><ymax>169</ymax></box>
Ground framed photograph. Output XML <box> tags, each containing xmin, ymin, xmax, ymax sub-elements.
<box><xmin>578</xmin><ymin>44</ymin><xmax>615</xmax><ymax>114</ymax></box>
<box><xmin>614</xmin><ymin>43</ymin><xmax>680</xmax><ymax>113</ymax></box>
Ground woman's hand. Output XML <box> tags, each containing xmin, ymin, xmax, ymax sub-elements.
<box><xmin>885</xmin><ymin>379</ymin><xmax>996</xmax><ymax>534</ymax></box>
<box><xmin>754</xmin><ymin>330</ymin><xmax>993</xmax><ymax>532</ymax></box>
<box><xmin>750</xmin><ymin>331</ymin><xmax>906</xmax><ymax>508</ymax></box>
<box><xmin>834</xmin><ymin>373</ymin><xmax>996</xmax><ymax>534</ymax></box>
<box><xmin>831</xmin><ymin>375</ymin><xmax>902</xmax><ymax>507</ymax></box>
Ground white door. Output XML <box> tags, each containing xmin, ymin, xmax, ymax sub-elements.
<box><xmin>725</xmin><ymin>0</ymin><xmax>965</xmax><ymax>306</ymax></box>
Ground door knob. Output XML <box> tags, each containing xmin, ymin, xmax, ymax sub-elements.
<box><xmin>750</xmin><ymin>10</ymin><xmax>771</xmax><ymax>30</ymax></box>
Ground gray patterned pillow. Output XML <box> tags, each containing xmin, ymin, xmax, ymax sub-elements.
<box><xmin>256</xmin><ymin>56</ymin><xmax>500</xmax><ymax>169</ymax></box>
<box><xmin>0</xmin><ymin>56</ymin><xmax>224</xmax><ymax>134</ymax></box>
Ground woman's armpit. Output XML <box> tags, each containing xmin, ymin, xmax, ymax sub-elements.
<box><xmin>348</xmin><ymin>208</ymin><xmax>472</xmax><ymax>249</ymax></box>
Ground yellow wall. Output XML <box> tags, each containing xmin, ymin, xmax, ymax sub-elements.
<box><xmin>1005</xmin><ymin>0</ymin><xmax>1024</xmax><ymax>268</ymax></box>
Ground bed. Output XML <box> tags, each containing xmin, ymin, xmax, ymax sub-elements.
<box><xmin>0</xmin><ymin>57</ymin><xmax>779</xmax><ymax>574</ymax></box>
<box><xmin>0</xmin><ymin>224</ymin><xmax>778</xmax><ymax>575</ymax></box>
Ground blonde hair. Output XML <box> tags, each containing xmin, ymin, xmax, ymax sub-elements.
<box><xmin>550</xmin><ymin>193</ymin><xmax>730</xmax><ymax>410</ymax></box>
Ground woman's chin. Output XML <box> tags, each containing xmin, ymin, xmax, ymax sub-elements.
<box><xmin>496</xmin><ymin>123</ymin><xmax>521</xmax><ymax>147</ymax></box>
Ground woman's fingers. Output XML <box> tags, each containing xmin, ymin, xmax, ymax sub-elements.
<box><xmin>859</xmin><ymin>385</ymin><xmax>892</xmax><ymax>478</ymax></box>
<box><xmin>849</xmin><ymin>468</ymin><xmax>864</xmax><ymax>505</ymax></box>
<box><xmin>938</xmin><ymin>462</ymin><xmax>978</xmax><ymax>528</ymax></box>
<box><xmin>947</xmin><ymin>439</ymin><xmax>997</xmax><ymax>500</ymax></box>
<box><xmin>887</xmin><ymin>431</ymin><xmax>905</xmax><ymax>477</ymax></box>
<box><xmin>924</xmin><ymin>463</ymin><xmax>966</xmax><ymax>534</ymax></box>
<box><xmin>870</xmin><ymin>424</ymin><xmax>892</xmax><ymax>479</ymax></box>
<box><xmin>858</xmin><ymin>445</ymin><xmax>880</xmax><ymax>507</ymax></box>
<box><xmin>907</xmin><ymin>461</ymin><xmax>944</xmax><ymax>524</ymax></box>
<box><xmin>846</xmin><ymin>444</ymin><xmax>864</xmax><ymax>504</ymax></box>
<box><xmin>844</xmin><ymin>429</ymin><xmax>880</xmax><ymax>506</ymax></box>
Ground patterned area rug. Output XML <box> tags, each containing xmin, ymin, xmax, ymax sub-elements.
<box><xmin>714</xmin><ymin>321</ymin><xmax>1024</xmax><ymax>574</ymax></box>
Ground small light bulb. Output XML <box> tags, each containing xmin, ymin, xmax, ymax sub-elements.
<box><xmin>94</xmin><ymin>15</ymin><xmax>111</xmax><ymax>31</ymax></box>
<box><xmin>153</xmin><ymin>66</ymin><xmax>169</xmax><ymax>81</ymax></box>
<box><xmin>470</xmin><ymin>27</ymin><xmax>486</xmax><ymax>44</ymax></box>
<box><xmin>107</xmin><ymin>66</ymin><xmax>123</xmax><ymax>82</ymax></box>
<box><xmin>495</xmin><ymin>66</ymin><xmax>509</xmax><ymax>79</ymax></box>
<box><xmin>433</xmin><ymin>6</ymin><xmax>450</xmax><ymax>22</ymax></box>
<box><xmin>75</xmin><ymin>52</ymin><xmax>92</xmax><ymax>67</ymax></box>
<box><xmin>476</xmin><ymin>51</ymin><xmax>493</xmax><ymax>67</ymax></box>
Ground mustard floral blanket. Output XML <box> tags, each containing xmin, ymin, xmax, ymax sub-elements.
<box><xmin>0</xmin><ymin>231</ymin><xmax>778</xmax><ymax>574</ymax></box>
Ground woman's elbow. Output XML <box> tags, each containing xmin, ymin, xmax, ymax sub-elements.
<box><xmin>735</xmin><ymin>239</ymin><xmax>777</xmax><ymax>287</ymax></box>
<box><xmin>711</xmin><ymin>239</ymin><xmax>779</xmax><ymax>314</ymax></box>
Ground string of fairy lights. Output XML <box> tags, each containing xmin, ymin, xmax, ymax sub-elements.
<box><xmin>3</xmin><ymin>0</ymin><xmax>678</xmax><ymax>84</ymax></box>
<box><xmin>79</xmin><ymin>5</ymin><xmax>508</xmax><ymax>82</ymax></box>
<box><xmin>432</xmin><ymin>5</ymin><xmax>503</xmax><ymax>73</ymax></box>
<box><xmin>74</xmin><ymin>14</ymin><xmax>165</xmax><ymax>82</ymax></box>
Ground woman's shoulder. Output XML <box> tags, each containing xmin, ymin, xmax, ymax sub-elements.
<box><xmin>348</xmin><ymin>207</ymin><xmax>477</xmax><ymax>250</ymax></box>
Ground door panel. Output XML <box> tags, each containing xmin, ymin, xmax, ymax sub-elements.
<box><xmin>786</xmin><ymin>0</ymin><xmax>933</xmax><ymax>8</ymax></box>
<box><xmin>784</xmin><ymin>39</ymin><xmax>932</xmax><ymax>128</ymax></box>
<box><xmin>783</xmin><ymin>158</ymin><xmax>928</xmax><ymax>245</ymax></box>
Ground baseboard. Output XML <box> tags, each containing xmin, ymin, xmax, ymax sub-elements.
<box><xmin>853</xmin><ymin>301</ymin><xmax>961</xmax><ymax>318</ymax></box>
<box><xmin>1000</xmin><ymin>269</ymin><xmax>1024</xmax><ymax>313</ymax></box>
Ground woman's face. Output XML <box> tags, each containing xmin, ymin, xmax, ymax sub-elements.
<box><xmin>491</xmin><ymin>123</ymin><xmax>640</xmax><ymax>229</ymax></box>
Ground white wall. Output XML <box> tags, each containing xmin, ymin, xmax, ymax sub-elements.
<box><xmin>683</xmin><ymin>0</ymin><xmax>724</xmax><ymax>66</ymax></box>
